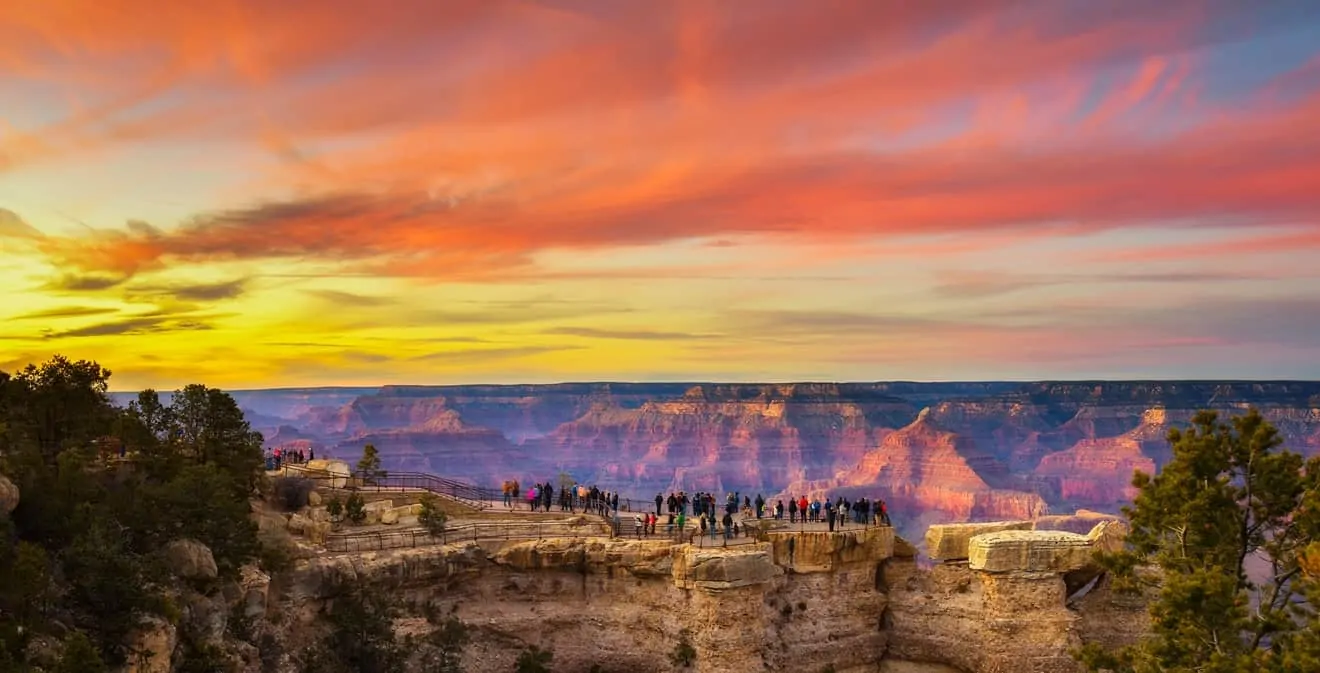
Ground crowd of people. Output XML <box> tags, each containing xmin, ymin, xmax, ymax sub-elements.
<box><xmin>500</xmin><ymin>479</ymin><xmax>623</xmax><ymax>515</ymax></box>
<box><xmin>265</xmin><ymin>446</ymin><xmax>312</xmax><ymax>470</ymax></box>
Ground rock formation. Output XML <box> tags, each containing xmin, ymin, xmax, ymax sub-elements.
<box><xmin>885</xmin><ymin>521</ymin><xmax>1146</xmax><ymax>673</ymax></box>
<box><xmin>238</xmin><ymin>515</ymin><xmax>1141</xmax><ymax>673</ymax></box>
<box><xmin>0</xmin><ymin>473</ymin><xmax>18</xmax><ymax>515</ymax></box>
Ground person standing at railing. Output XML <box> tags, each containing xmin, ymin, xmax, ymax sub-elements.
<box><xmin>722</xmin><ymin>511</ymin><xmax>733</xmax><ymax>541</ymax></box>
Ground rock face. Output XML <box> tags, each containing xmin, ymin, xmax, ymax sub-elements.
<box><xmin>0</xmin><ymin>473</ymin><xmax>18</xmax><ymax>514</ymax></box>
<box><xmin>885</xmin><ymin>520</ymin><xmax>1146</xmax><ymax>673</ymax></box>
<box><xmin>926</xmin><ymin>521</ymin><xmax>1034</xmax><ymax>562</ymax></box>
<box><xmin>174</xmin><ymin>381</ymin><xmax>1320</xmax><ymax>539</ymax></box>
<box><xmin>968</xmin><ymin>530</ymin><xmax>1095</xmax><ymax>574</ymax></box>
<box><xmin>261</xmin><ymin>521</ymin><xmax>1141</xmax><ymax>673</ymax></box>
<box><xmin>125</xmin><ymin>617</ymin><xmax>177</xmax><ymax>673</ymax></box>
<box><xmin>163</xmin><ymin>539</ymin><xmax>218</xmax><ymax>581</ymax></box>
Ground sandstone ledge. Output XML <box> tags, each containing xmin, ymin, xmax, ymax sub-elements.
<box><xmin>925</xmin><ymin>521</ymin><xmax>1033</xmax><ymax>561</ymax></box>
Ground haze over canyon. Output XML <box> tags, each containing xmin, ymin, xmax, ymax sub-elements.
<box><xmin>114</xmin><ymin>380</ymin><xmax>1320</xmax><ymax>540</ymax></box>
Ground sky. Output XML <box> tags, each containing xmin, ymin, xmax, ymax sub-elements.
<box><xmin>2</xmin><ymin>0</ymin><xmax>1320</xmax><ymax>390</ymax></box>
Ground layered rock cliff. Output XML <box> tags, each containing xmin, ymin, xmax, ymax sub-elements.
<box><xmin>242</xmin><ymin>518</ymin><xmax>1142</xmax><ymax>673</ymax></box>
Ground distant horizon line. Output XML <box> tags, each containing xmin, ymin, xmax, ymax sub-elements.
<box><xmin>105</xmin><ymin>378</ymin><xmax>1320</xmax><ymax>394</ymax></box>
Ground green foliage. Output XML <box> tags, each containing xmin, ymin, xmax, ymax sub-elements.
<box><xmin>127</xmin><ymin>464</ymin><xmax>260</xmax><ymax>578</ymax></box>
<box><xmin>418</xmin><ymin>495</ymin><xmax>448</xmax><ymax>537</ymax></box>
<box><xmin>413</xmin><ymin>607</ymin><xmax>468</xmax><ymax>673</ymax></box>
<box><xmin>299</xmin><ymin>586</ymin><xmax>403</xmax><ymax>673</ymax></box>
<box><xmin>345</xmin><ymin>492</ymin><xmax>367</xmax><ymax>524</ymax></box>
<box><xmin>514</xmin><ymin>645</ymin><xmax>553</xmax><ymax>673</ymax></box>
<box><xmin>273</xmin><ymin>476</ymin><xmax>315</xmax><ymax>512</ymax></box>
<box><xmin>1076</xmin><ymin>409</ymin><xmax>1320</xmax><ymax>673</ymax></box>
<box><xmin>0</xmin><ymin>541</ymin><xmax>54</xmax><ymax>630</ymax></box>
<box><xmin>326</xmin><ymin>495</ymin><xmax>344</xmax><ymax>521</ymax></box>
<box><xmin>670</xmin><ymin>628</ymin><xmax>697</xmax><ymax>668</ymax></box>
<box><xmin>357</xmin><ymin>443</ymin><xmax>386</xmax><ymax>484</ymax></box>
<box><xmin>56</xmin><ymin>631</ymin><xmax>108</xmax><ymax>673</ymax></box>
<box><xmin>0</xmin><ymin>355</ymin><xmax>270</xmax><ymax>667</ymax></box>
<box><xmin>176</xmin><ymin>634</ymin><xmax>232</xmax><ymax>673</ymax></box>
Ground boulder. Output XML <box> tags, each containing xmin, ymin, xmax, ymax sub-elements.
<box><xmin>307</xmin><ymin>490</ymin><xmax>322</xmax><ymax>506</ymax></box>
<box><xmin>303</xmin><ymin>459</ymin><xmax>352</xmax><ymax>488</ymax></box>
<box><xmin>0</xmin><ymin>474</ymin><xmax>18</xmax><ymax>514</ymax></box>
<box><xmin>380</xmin><ymin>508</ymin><xmax>400</xmax><ymax>525</ymax></box>
<box><xmin>1086</xmin><ymin>519</ymin><xmax>1129</xmax><ymax>555</ymax></box>
<box><xmin>308</xmin><ymin>521</ymin><xmax>333</xmax><ymax>545</ymax></box>
<box><xmin>125</xmin><ymin>617</ymin><xmax>177</xmax><ymax>673</ymax></box>
<box><xmin>287</xmin><ymin>513</ymin><xmax>314</xmax><ymax>534</ymax></box>
<box><xmin>967</xmin><ymin>529</ymin><xmax>1095</xmax><ymax>574</ymax></box>
<box><xmin>925</xmin><ymin>521</ymin><xmax>1033</xmax><ymax>562</ymax></box>
<box><xmin>363</xmin><ymin>499</ymin><xmax>394</xmax><ymax>524</ymax></box>
<box><xmin>163</xmin><ymin>539</ymin><xmax>218</xmax><ymax>581</ymax></box>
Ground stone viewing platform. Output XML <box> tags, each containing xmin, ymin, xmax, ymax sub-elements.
<box><xmin>263</xmin><ymin>471</ymin><xmax>1143</xmax><ymax>673</ymax></box>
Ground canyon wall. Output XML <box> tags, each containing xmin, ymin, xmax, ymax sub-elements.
<box><xmin>114</xmin><ymin>381</ymin><xmax>1320</xmax><ymax>539</ymax></box>
<box><xmin>250</xmin><ymin>521</ymin><xmax>1142</xmax><ymax>673</ymax></box>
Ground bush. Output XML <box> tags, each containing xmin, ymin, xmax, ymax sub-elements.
<box><xmin>670</xmin><ymin>629</ymin><xmax>696</xmax><ymax>668</ymax></box>
<box><xmin>345</xmin><ymin>492</ymin><xmax>367</xmax><ymax>525</ymax></box>
<box><xmin>272</xmin><ymin>477</ymin><xmax>314</xmax><ymax>512</ymax></box>
<box><xmin>515</xmin><ymin>645</ymin><xmax>552</xmax><ymax>673</ymax></box>
<box><xmin>326</xmin><ymin>496</ymin><xmax>344</xmax><ymax>521</ymax></box>
<box><xmin>418</xmin><ymin>496</ymin><xmax>447</xmax><ymax>537</ymax></box>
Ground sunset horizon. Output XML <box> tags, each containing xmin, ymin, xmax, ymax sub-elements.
<box><xmin>4</xmin><ymin>1</ymin><xmax>1319</xmax><ymax>389</ymax></box>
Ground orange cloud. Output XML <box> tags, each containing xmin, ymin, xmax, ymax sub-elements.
<box><xmin>3</xmin><ymin>2</ymin><xmax>1319</xmax><ymax>282</ymax></box>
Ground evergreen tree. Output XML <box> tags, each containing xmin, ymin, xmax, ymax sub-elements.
<box><xmin>56</xmin><ymin>631</ymin><xmax>108</xmax><ymax>673</ymax></box>
<box><xmin>357</xmin><ymin>443</ymin><xmax>386</xmax><ymax>484</ymax></box>
<box><xmin>1077</xmin><ymin>409</ymin><xmax>1320</xmax><ymax>673</ymax></box>
<box><xmin>418</xmin><ymin>495</ymin><xmax>448</xmax><ymax>538</ymax></box>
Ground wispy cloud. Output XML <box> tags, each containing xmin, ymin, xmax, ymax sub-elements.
<box><xmin>303</xmin><ymin>289</ymin><xmax>396</xmax><ymax>307</ymax></box>
<box><xmin>13</xmin><ymin>305</ymin><xmax>119</xmax><ymax>320</ymax></box>
<box><xmin>543</xmin><ymin>326</ymin><xmax>720</xmax><ymax>341</ymax></box>
<box><xmin>45</xmin><ymin>315</ymin><xmax>213</xmax><ymax>338</ymax></box>
<box><xmin>410</xmin><ymin>345</ymin><xmax>582</xmax><ymax>364</ymax></box>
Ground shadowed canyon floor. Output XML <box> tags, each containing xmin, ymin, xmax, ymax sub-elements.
<box><xmin>130</xmin><ymin>382</ymin><xmax>1320</xmax><ymax>541</ymax></box>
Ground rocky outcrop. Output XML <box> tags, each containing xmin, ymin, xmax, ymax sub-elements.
<box><xmin>886</xmin><ymin>520</ymin><xmax>1144</xmax><ymax>673</ymax></box>
<box><xmin>163</xmin><ymin>539</ymin><xmax>218</xmax><ymax>581</ymax></box>
<box><xmin>125</xmin><ymin>617</ymin><xmax>177</xmax><ymax>673</ymax></box>
<box><xmin>258</xmin><ymin>519</ymin><xmax>1141</xmax><ymax>673</ymax></box>
<box><xmin>968</xmin><ymin>530</ymin><xmax>1096</xmax><ymax>574</ymax></box>
<box><xmin>299</xmin><ymin>459</ymin><xmax>351</xmax><ymax>488</ymax></box>
<box><xmin>277</xmin><ymin>528</ymin><xmax>892</xmax><ymax>673</ymax></box>
<box><xmin>0</xmin><ymin>473</ymin><xmax>17</xmax><ymax>514</ymax></box>
<box><xmin>926</xmin><ymin>521</ymin><xmax>1034</xmax><ymax>562</ymax></box>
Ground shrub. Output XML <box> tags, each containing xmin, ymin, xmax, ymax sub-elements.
<box><xmin>345</xmin><ymin>492</ymin><xmax>367</xmax><ymax>525</ymax></box>
<box><xmin>670</xmin><ymin>629</ymin><xmax>696</xmax><ymax>668</ymax></box>
<box><xmin>515</xmin><ymin>645</ymin><xmax>553</xmax><ymax>673</ymax></box>
<box><xmin>326</xmin><ymin>495</ymin><xmax>344</xmax><ymax>521</ymax></box>
<box><xmin>418</xmin><ymin>496</ymin><xmax>447</xmax><ymax>537</ymax></box>
<box><xmin>272</xmin><ymin>477</ymin><xmax>314</xmax><ymax>512</ymax></box>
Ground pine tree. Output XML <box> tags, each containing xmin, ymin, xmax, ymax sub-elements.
<box><xmin>1076</xmin><ymin>409</ymin><xmax>1320</xmax><ymax>673</ymax></box>
<box><xmin>357</xmin><ymin>444</ymin><xmax>386</xmax><ymax>485</ymax></box>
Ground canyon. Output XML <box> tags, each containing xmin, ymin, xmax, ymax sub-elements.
<box><xmin>112</xmin><ymin>381</ymin><xmax>1320</xmax><ymax>542</ymax></box>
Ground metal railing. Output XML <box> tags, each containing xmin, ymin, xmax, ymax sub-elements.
<box><xmin>277</xmin><ymin>464</ymin><xmax>499</xmax><ymax>509</ymax></box>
